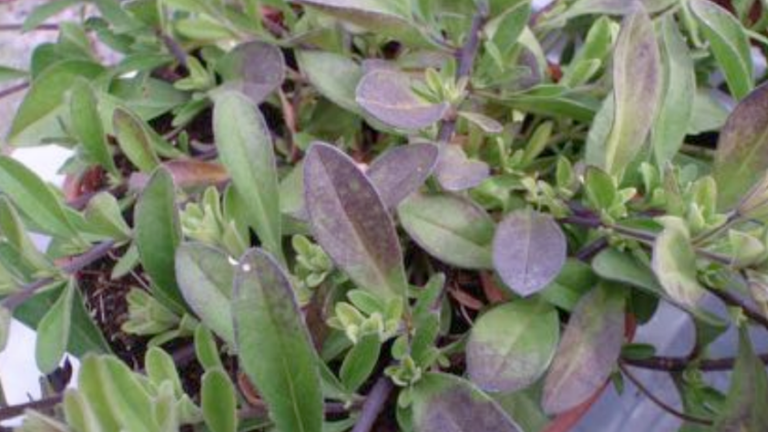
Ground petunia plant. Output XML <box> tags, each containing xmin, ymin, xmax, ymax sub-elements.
<box><xmin>1</xmin><ymin>0</ymin><xmax>768</xmax><ymax>431</ymax></box>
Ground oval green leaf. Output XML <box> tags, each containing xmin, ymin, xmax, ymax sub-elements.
<box><xmin>175</xmin><ymin>242</ymin><xmax>235</xmax><ymax>345</ymax></box>
<box><xmin>339</xmin><ymin>333</ymin><xmax>381</xmax><ymax>393</ymax></box>
<box><xmin>651</xmin><ymin>217</ymin><xmax>706</xmax><ymax>307</ymax></box>
<box><xmin>213</xmin><ymin>91</ymin><xmax>283</xmax><ymax>262</ymax></box>
<box><xmin>233</xmin><ymin>248</ymin><xmax>322</xmax><ymax>432</ymax></box>
<box><xmin>304</xmin><ymin>142</ymin><xmax>407</xmax><ymax>301</ymax></box>
<box><xmin>467</xmin><ymin>298</ymin><xmax>559</xmax><ymax>393</ymax></box>
<box><xmin>36</xmin><ymin>279</ymin><xmax>75</xmax><ymax>374</ymax></box>
<box><xmin>492</xmin><ymin>209</ymin><xmax>567</xmax><ymax>296</ymax></box>
<box><xmin>412</xmin><ymin>373</ymin><xmax>523</xmax><ymax>432</ymax></box>
<box><xmin>113</xmin><ymin>108</ymin><xmax>161</xmax><ymax>173</ymax></box>
<box><xmin>398</xmin><ymin>193</ymin><xmax>495</xmax><ymax>269</ymax></box>
<box><xmin>202</xmin><ymin>369</ymin><xmax>238</xmax><ymax>432</ymax></box>
<box><xmin>356</xmin><ymin>69</ymin><xmax>449</xmax><ymax>130</ymax></box>
<box><xmin>542</xmin><ymin>285</ymin><xmax>625</xmax><ymax>415</ymax></box>
<box><xmin>297</xmin><ymin>51</ymin><xmax>363</xmax><ymax>114</ymax></box>
<box><xmin>70</xmin><ymin>79</ymin><xmax>120</xmax><ymax>176</ymax></box>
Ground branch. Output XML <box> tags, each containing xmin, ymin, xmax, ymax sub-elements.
<box><xmin>624</xmin><ymin>352</ymin><xmax>768</xmax><ymax>372</ymax></box>
<box><xmin>436</xmin><ymin>2</ymin><xmax>489</xmax><ymax>143</ymax></box>
<box><xmin>0</xmin><ymin>395</ymin><xmax>62</xmax><ymax>422</ymax></box>
<box><xmin>0</xmin><ymin>82</ymin><xmax>29</xmax><ymax>101</ymax></box>
<box><xmin>351</xmin><ymin>376</ymin><xmax>393</xmax><ymax>432</ymax></box>
<box><xmin>2</xmin><ymin>240</ymin><xmax>116</xmax><ymax>310</ymax></box>
<box><xmin>619</xmin><ymin>363</ymin><xmax>713</xmax><ymax>426</ymax></box>
<box><xmin>0</xmin><ymin>24</ymin><xmax>59</xmax><ymax>31</ymax></box>
<box><xmin>707</xmin><ymin>287</ymin><xmax>768</xmax><ymax>329</ymax></box>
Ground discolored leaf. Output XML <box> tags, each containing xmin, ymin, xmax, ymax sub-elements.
<box><xmin>367</xmin><ymin>143</ymin><xmax>439</xmax><ymax>209</ymax></box>
<box><xmin>297</xmin><ymin>51</ymin><xmax>363</xmax><ymax>114</ymax></box>
<box><xmin>130</xmin><ymin>160</ymin><xmax>229</xmax><ymax>191</ymax></box>
<box><xmin>233</xmin><ymin>248</ymin><xmax>322</xmax><ymax>432</ymax></box>
<box><xmin>303</xmin><ymin>142</ymin><xmax>407</xmax><ymax>301</ymax></box>
<box><xmin>356</xmin><ymin>69</ymin><xmax>449</xmax><ymax>130</ymax></box>
<box><xmin>398</xmin><ymin>193</ymin><xmax>495</xmax><ymax>269</ymax></box>
<box><xmin>586</xmin><ymin>7</ymin><xmax>661</xmax><ymax>176</ymax></box>
<box><xmin>175</xmin><ymin>243</ymin><xmax>235</xmax><ymax>345</ymax></box>
<box><xmin>691</xmin><ymin>0</ymin><xmax>753</xmax><ymax>100</ymax></box>
<box><xmin>217</xmin><ymin>41</ymin><xmax>285</xmax><ymax>104</ymax></box>
<box><xmin>433</xmin><ymin>145</ymin><xmax>491</xmax><ymax>191</ymax></box>
<box><xmin>652</xmin><ymin>16</ymin><xmax>695</xmax><ymax>165</ymax></box>
<box><xmin>135</xmin><ymin>168</ymin><xmax>185</xmax><ymax>311</ymax></box>
<box><xmin>213</xmin><ymin>91</ymin><xmax>283</xmax><ymax>263</ymax></box>
<box><xmin>411</xmin><ymin>373</ymin><xmax>523</xmax><ymax>432</ymax></box>
<box><xmin>0</xmin><ymin>156</ymin><xmax>79</xmax><ymax>238</ymax></box>
<box><xmin>457</xmin><ymin>112</ymin><xmax>504</xmax><ymax>134</ymax></box>
<box><xmin>8</xmin><ymin>60</ymin><xmax>104</xmax><ymax>146</ymax></box>
<box><xmin>651</xmin><ymin>217</ymin><xmax>706</xmax><ymax>307</ymax></box>
<box><xmin>492</xmin><ymin>210</ymin><xmax>567</xmax><ymax>296</ymax></box>
<box><xmin>713</xmin><ymin>83</ymin><xmax>768</xmax><ymax>210</ymax></box>
<box><xmin>35</xmin><ymin>279</ymin><xmax>75</xmax><ymax>374</ymax></box>
<box><xmin>113</xmin><ymin>108</ymin><xmax>161</xmax><ymax>172</ymax></box>
<box><xmin>467</xmin><ymin>298</ymin><xmax>559</xmax><ymax>393</ymax></box>
<box><xmin>69</xmin><ymin>79</ymin><xmax>119</xmax><ymax>176</ymax></box>
<box><xmin>713</xmin><ymin>328</ymin><xmax>768</xmax><ymax>431</ymax></box>
<box><xmin>542</xmin><ymin>285</ymin><xmax>625</xmax><ymax>415</ymax></box>
<box><xmin>202</xmin><ymin>369</ymin><xmax>238</xmax><ymax>432</ymax></box>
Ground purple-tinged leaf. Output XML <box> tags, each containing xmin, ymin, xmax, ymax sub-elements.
<box><xmin>713</xmin><ymin>82</ymin><xmax>768</xmax><ymax>210</ymax></box>
<box><xmin>303</xmin><ymin>142</ymin><xmax>407</xmax><ymax>301</ymax></box>
<box><xmin>492</xmin><ymin>210</ymin><xmax>567</xmax><ymax>296</ymax></box>
<box><xmin>217</xmin><ymin>41</ymin><xmax>285</xmax><ymax>104</ymax></box>
<box><xmin>367</xmin><ymin>143</ymin><xmax>439</xmax><ymax>209</ymax></box>
<box><xmin>412</xmin><ymin>373</ymin><xmax>523</xmax><ymax>432</ymax></box>
<box><xmin>542</xmin><ymin>285</ymin><xmax>625</xmax><ymax>415</ymax></box>
<box><xmin>457</xmin><ymin>111</ymin><xmax>504</xmax><ymax>134</ymax></box>
<box><xmin>585</xmin><ymin>7</ymin><xmax>661</xmax><ymax>176</ymax></box>
<box><xmin>398</xmin><ymin>193</ymin><xmax>495</xmax><ymax>269</ymax></box>
<box><xmin>233</xmin><ymin>248</ymin><xmax>322</xmax><ymax>432</ymax></box>
<box><xmin>713</xmin><ymin>328</ymin><xmax>768</xmax><ymax>431</ymax></box>
<box><xmin>434</xmin><ymin>145</ymin><xmax>490</xmax><ymax>191</ymax></box>
<box><xmin>467</xmin><ymin>298</ymin><xmax>559</xmax><ymax>393</ymax></box>
<box><xmin>356</xmin><ymin>69</ymin><xmax>449</xmax><ymax>130</ymax></box>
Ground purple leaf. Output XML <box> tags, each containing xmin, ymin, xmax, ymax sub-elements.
<box><xmin>367</xmin><ymin>143</ymin><xmax>439</xmax><ymax>209</ymax></box>
<box><xmin>356</xmin><ymin>69</ymin><xmax>449</xmax><ymax>130</ymax></box>
<box><xmin>217</xmin><ymin>41</ymin><xmax>285</xmax><ymax>104</ymax></box>
<box><xmin>434</xmin><ymin>145</ymin><xmax>490</xmax><ymax>191</ymax></box>
<box><xmin>492</xmin><ymin>210</ymin><xmax>567</xmax><ymax>296</ymax></box>
<box><xmin>303</xmin><ymin>142</ymin><xmax>407</xmax><ymax>301</ymax></box>
<box><xmin>412</xmin><ymin>373</ymin><xmax>523</xmax><ymax>432</ymax></box>
<box><xmin>542</xmin><ymin>285</ymin><xmax>625</xmax><ymax>415</ymax></box>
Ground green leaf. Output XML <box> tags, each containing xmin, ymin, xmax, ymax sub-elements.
<box><xmin>713</xmin><ymin>82</ymin><xmax>768</xmax><ymax>210</ymax></box>
<box><xmin>652</xmin><ymin>16</ymin><xmax>696</xmax><ymax>165</ymax></box>
<box><xmin>0</xmin><ymin>306</ymin><xmax>10</xmax><ymax>352</ymax></box>
<box><xmin>296</xmin><ymin>51</ymin><xmax>363</xmax><ymax>115</ymax></box>
<box><xmin>411</xmin><ymin>373</ymin><xmax>523</xmax><ymax>432</ymax></box>
<box><xmin>0</xmin><ymin>66</ymin><xmax>28</xmax><ymax>83</ymax></box>
<box><xmin>113</xmin><ymin>108</ymin><xmax>161</xmax><ymax>172</ymax></box>
<box><xmin>135</xmin><ymin>168</ymin><xmax>185</xmax><ymax>310</ymax></box>
<box><xmin>0</xmin><ymin>156</ymin><xmax>79</xmax><ymax>238</ymax></box>
<box><xmin>492</xmin><ymin>209</ymin><xmax>567</xmax><ymax>296</ymax></box>
<box><xmin>8</xmin><ymin>59</ymin><xmax>104</xmax><ymax>146</ymax></box>
<box><xmin>542</xmin><ymin>285</ymin><xmax>625</xmax><ymax>415</ymax></box>
<box><xmin>713</xmin><ymin>328</ymin><xmax>768</xmax><ymax>431</ymax></box>
<box><xmin>35</xmin><ymin>279</ymin><xmax>75</xmax><ymax>374</ymax></box>
<box><xmin>467</xmin><ymin>298</ymin><xmax>559</xmax><ymax>393</ymax></box>
<box><xmin>651</xmin><ymin>217</ymin><xmax>706</xmax><ymax>307</ymax></box>
<box><xmin>233</xmin><ymin>248</ymin><xmax>322</xmax><ymax>432</ymax></box>
<box><xmin>586</xmin><ymin>7</ymin><xmax>661</xmax><ymax>176</ymax></box>
<box><xmin>398</xmin><ymin>193</ymin><xmax>495</xmax><ymax>269</ymax></box>
<box><xmin>202</xmin><ymin>369</ymin><xmax>238</xmax><ymax>432</ymax></box>
<box><xmin>505</xmin><ymin>85</ymin><xmax>600</xmax><ymax>122</ymax></box>
<box><xmin>213</xmin><ymin>91</ymin><xmax>283</xmax><ymax>263</ymax></box>
<box><xmin>195</xmin><ymin>324</ymin><xmax>224</xmax><ymax>371</ymax></box>
<box><xmin>356</xmin><ymin>69</ymin><xmax>449</xmax><ymax>130</ymax></box>
<box><xmin>69</xmin><ymin>79</ymin><xmax>119</xmax><ymax>176</ymax></box>
<box><xmin>145</xmin><ymin>347</ymin><xmax>183</xmax><ymax>395</ymax></box>
<box><xmin>340</xmin><ymin>334</ymin><xmax>381</xmax><ymax>392</ymax></box>
<box><xmin>0</xmin><ymin>196</ymin><xmax>54</xmax><ymax>273</ymax></box>
<box><xmin>94</xmin><ymin>356</ymin><xmax>160</xmax><ymax>432</ymax></box>
<box><xmin>83</xmin><ymin>192</ymin><xmax>131</xmax><ymax>241</ymax></box>
<box><xmin>304</xmin><ymin>142</ymin><xmax>408</xmax><ymax>301</ymax></box>
<box><xmin>691</xmin><ymin>0</ymin><xmax>753</xmax><ymax>100</ymax></box>
<box><xmin>175</xmin><ymin>243</ymin><xmax>235</xmax><ymax>345</ymax></box>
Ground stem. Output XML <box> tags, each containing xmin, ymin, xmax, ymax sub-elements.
<box><xmin>619</xmin><ymin>363</ymin><xmax>713</xmax><ymax>426</ymax></box>
<box><xmin>0</xmin><ymin>395</ymin><xmax>63</xmax><ymax>422</ymax></box>
<box><xmin>623</xmin><ymin>352</ymin><xmax>768</xmax><ymax>372</ymax></box>
<box><xmin>0</xmin><ymin>82</ymin><xmax>29</xmax><ymax>101</ymax></box>
<box><xmin>2</xmin><ymin>240</ymin><xmax>116</xmax><ymax>311</ymax></box>
<box><xmin>436</xmin><ymin>2</ymin><xmax>489</xmax><ymax>143</ymax></box>
<box><xmin>574</xmin><ymin>237</ymin><xmax>609</xmax><ymax>262</ymax></box>
<box><xmin>0</xmin><ymin>24</ymin><xmax>59</xmax><ymax>31</ymax></box>
<box><xmin>351</xmin><ymin>376</ymin><xmax>393</xmax><ymax>432</ymax></box>
<box><xmin>708</xmin><ymin>287</ymin><xmax>768</xmax><ymax>330</ymax></box>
